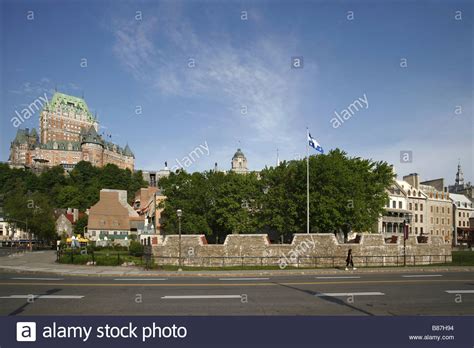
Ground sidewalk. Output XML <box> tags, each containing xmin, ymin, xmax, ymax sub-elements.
<box><xmin>0</xmin><ymin>250</ymin><xmax>473</xmax><ymax>277</ymax></box>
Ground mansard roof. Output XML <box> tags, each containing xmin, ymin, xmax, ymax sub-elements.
<box><xmin>43</xmin><ymin>92</ymin><xmax>96</xmax><ymax>122</ymax></box>
<box><xmin>41</xmin><ymin>141</ymin><xmax>81</xmax><ymax>151</ymax></box>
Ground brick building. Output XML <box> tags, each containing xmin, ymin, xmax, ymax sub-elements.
<box><xmin>9</xmin><ymin>92</ymin><xmax>134</xmax><ymax>171</ymax></box>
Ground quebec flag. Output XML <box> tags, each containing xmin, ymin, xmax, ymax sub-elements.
<box><xmin>308</xmin><ymin>131</ymin><xmax>324</xmax><ymax>154</ymax></box>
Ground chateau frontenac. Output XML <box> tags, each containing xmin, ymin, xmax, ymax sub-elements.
<box><xmin>9</xmin><ymin>92</ymin><xmax>135</xmax><ymax>171</ymax></box>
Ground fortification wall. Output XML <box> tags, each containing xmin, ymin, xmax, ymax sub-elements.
<box><xmin>152</xmin><ymin>233</ymin><xmax>452</xmax><ymax>268</ymax></box>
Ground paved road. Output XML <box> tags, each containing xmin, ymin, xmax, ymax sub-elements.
<box><xmin>0</xmin><ymin>271</ymin><xmax>472</xmax><ymax>316</ymax></box>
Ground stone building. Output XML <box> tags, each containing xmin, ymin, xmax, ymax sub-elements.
<box><xmin>400</xmin><ymin>174</ymin><xmax>428</xmax><ymax>236</ymax></box>
<box><xmin>140</xmin><ymin>163</ymin><xmax>171</xmax><ymax>187</ymax></box>
<box><xmin>56</xmin><ymin>214</ymin><xmax>73</xmax><ymax>237</ymax></box>
<box><xmin>376</xmin><ymin>181</ymin><xmax>410</xmax><ymax>235</ymax></box>
<box><xmin>231</xmin><ymin>148</ymin><xmax>249</xmax><ymax>174</ymax></box>
<box><xmin>9</xmin><ymin>92</ymin><xmax>135</xmax><ymax>172</ymax></box>
<box><xmin>450</xmin><ymin>193</ymin><xmax>473</xmax><ymax>245</ymax></box>
<box><xmin>418</xmin><ymin>178</ymin><xmax>453</xmax><ymax>243</ymax></box>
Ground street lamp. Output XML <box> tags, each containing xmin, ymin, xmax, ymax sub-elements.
<box><xmin>403</xmin><ymin>212</ymin><xmax>413</xmax><ymax>267</ymax></box>
<box><xmin>177</xmin><ymin>209</ymin><xmax>183</xmax><ymax>270</ymax></box>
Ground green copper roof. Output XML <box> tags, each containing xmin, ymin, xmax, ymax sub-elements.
<box><xmin>41</xmin><ymin>141</ymin><xmax>81</xmax><ymax>151</ymax></box>
<box><xmin>12</xmin><ymin>128</ymin><xmax>39</xmax><ymax>146</ymax></box>
<box><xmin>124</xmin><ymin>144</ymin><xmax>134</xmax><ymax>158</ymax></box>
<box><xmin>12</xmin><ymin>129</ymin><xmax>29</xmax><ymax>144</ymax></box>
<box><xmin>81</xmin><ymin>126</ymin><xmax>104</xmax><ymax>146</ymax></box>
<box><xmin>44</xmin><ymin>92</ymin><xmax>96</xmax><ymax>122</ymax></box>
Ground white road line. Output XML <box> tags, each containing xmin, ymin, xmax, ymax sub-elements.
<box><xmin>113</xmin><ymin>278</ymin><xmax>167</xmax><ymax>281</ymax></box>
<box><xmin>11</xmin><ymin>277</ymin><xmax>64</xmax><ymax>281</ymax></box>
<box><xmin>402</xmin><ymin>275</ymin><xmax>443</xmax><ymax>278</ymax></box>
<box><xmin>445</xmin><ymin>290</ymin><xmax>474</xmax><ymax>294</ymax></box>
<box><xmin>0</xmin><ymin>295</ymin><xmax>84</xmax><ymax>299</ymax></box>
<box><xmin>162</xmin><ymin>295</ymin><xmax>242</xmax><ymax>299</ymax></box>
<box><xmin>316</xmin><ymin>276</ymin><xmax>361</xmax><ymax>279</ymax></box>
<box><xmin>315</xmin><ymin>292</ymin><xmax>385</xmax><ymax>297</ymax></box>
<box><xmin>218</xmin><ymin>278</ymin><xmax>270</xmax><ymax>281</ymax></box>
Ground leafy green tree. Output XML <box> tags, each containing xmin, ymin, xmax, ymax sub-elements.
<box><xmin>74</xmin><ymin>214</ymin><xmax>88</xmax><ymax>236</ymax></box>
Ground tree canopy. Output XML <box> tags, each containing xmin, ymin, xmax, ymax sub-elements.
<box><xmin>158</xmin><ymin>149</ymin><xmax>394</xmax><ymax>241</ymax></box>
<box><xmin>0</xmin><ymin>162</ymin><xmax>147</xmax><ymax>241</ymax></box>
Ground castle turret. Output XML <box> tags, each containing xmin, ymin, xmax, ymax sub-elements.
<box><xmin>81</xmin><ymin>126</ymin><xmax>104</xmax><ymax>167</ymax></box>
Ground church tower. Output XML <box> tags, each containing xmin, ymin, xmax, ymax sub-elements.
<box><xmin>231</xmin><ymin>148</ymin><xmax>248</xmax><ymax>174</ymax></box>
<box><xmin>455</xmin><ymin>161</ymin><xmax>464</xmax><ymax>188</ymax></box>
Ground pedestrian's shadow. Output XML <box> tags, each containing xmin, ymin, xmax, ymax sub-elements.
<box><xmin>9</xmin><ymin>288</ymin><xmax>62</xmax><ymax>316</ymax></box>
<box><xmin>277</xmin><ymin>282</ymin><xmax>375</xmax><ymax>316</ymax></box>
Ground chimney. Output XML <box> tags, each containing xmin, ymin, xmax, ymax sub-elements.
<box><xmin>403</xmin><ymin>173</ymin><xmax>419</xmax><ymax>189</ymax></box>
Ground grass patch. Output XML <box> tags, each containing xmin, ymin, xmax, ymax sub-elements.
<box><xmin>444</xmin><ymin>251</ymin><xmax>474</xmax><ymax>266</ymax></box>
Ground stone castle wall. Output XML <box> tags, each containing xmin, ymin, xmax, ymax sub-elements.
<box><xmin>152</xmin><ymin>233</ymin><xmax>452</xmax><ymax>267</ymax></box>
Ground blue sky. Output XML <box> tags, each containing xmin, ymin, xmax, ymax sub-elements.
<box><xmin>0</xmin><ymin>0</ymin><xmax>472</xmax><ymax>184</ymax></box>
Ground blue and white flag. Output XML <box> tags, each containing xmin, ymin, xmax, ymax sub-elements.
<box><xmin>308</xmin><ymin>131</ymin><xmax>324</xmax><ymax>154</ymax></box>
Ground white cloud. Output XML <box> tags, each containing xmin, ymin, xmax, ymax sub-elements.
<box><xmin>111</xmin><ymin>8</ymin><xmax>313</xmax><ymax>146</ymax></box>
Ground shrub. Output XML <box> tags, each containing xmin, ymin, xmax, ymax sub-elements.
<box><xmin>129</xmin><ymin>240</ymin><xmax>144</xmax><ymax>257</ymax></box>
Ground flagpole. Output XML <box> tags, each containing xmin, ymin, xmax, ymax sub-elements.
<box><xmin>306</xmin><ymin>128</ymin><xmax>310</xmax><ymax>234</ymax></box>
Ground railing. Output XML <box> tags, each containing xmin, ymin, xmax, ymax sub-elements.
<box><xmin>152</xmin><ymin>254</ymin><xmax>452</xmax><ymax>269</ymax></box>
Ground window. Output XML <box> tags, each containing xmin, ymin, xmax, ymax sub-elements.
<box><xmin>431</xmin><ymin>217</ymin><xmax>433</xmax><ymax>223</ymax></box>
<box><xmin>415</xmin><ymin>227</ymin><xmax>418</xmax><ymax>234</ymax></box>
<box><xmin>431</xmin><ymin>206</ymin><xmax>433</xmax><ymax>213</ymax></box>
<box><xmin>415</xmin><ymin>203</ymin><xmax>418</xmax><ymax>211</ymax></box>
<box><xmin>442</xmin><ymin>207</ymin><xmax>444</xmax><ymax>214</ymax></box>
<box><xmin>399</xmin><ymin>201</ymin><xmax>402</xmax><ymax>209</ymax></box>
<box><xmin>447</xmin><ymin>218</ymin><xmax>450</xmax><ymax>224</ymax></box>
<box><xmin>420</xmin><ymin>215</ymin><xmax>423</xmax><ymax>223</ymax></box>
<box><xmin>436</xmin><ymin>218</ymin><xmax>439</xmax><ymax>224</ymax></box>
<box><xmin>392</xmin><ymin>201</ymin><xmax>396</xmax><ymax>208</ymax></box>
<box><xmin>447</xmin><ymin>208</ymin><xmax>450</xmax><ymax>214</ymax></box>
<box><xmin>420</xmin><ymin>204</ymin><xmax>423</xmax><ymax>210</ymax></box>
<box><xmin>409</xmin><ymin>203</ymin><xmax>412</xmax><ymax>210</ymax></box>
<box><xmin>436</xmin><ymin>207</ymin><xmax>439</xmax><ymax>213</ymax></box>
<box><xmin>442</xmin><ymin>218</ymin><xmax>444</xmax><ymax>224</ymax></box>
<box><xmin>459</xmin><ymin>212</ymin><xmax>461</xmax><ymax>217</ymax></box>
<box><xmin>415</xmin><ymin>214</ymin><xmax>418</xmax><ymax>223</ymax></box>
<box><xmin>420</xmin><ymin>227</ymin><xmax>423</xmax><ymax>234</ymax></box>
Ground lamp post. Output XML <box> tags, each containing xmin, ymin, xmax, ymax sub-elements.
<box><xmin>177</xmin><ymin>209</ymin><xmax>183</xmax><ymax>270</ymax></box>
<box><xmin>403</xmin><ymin>212</ymin><xmax>413</xmax><ymax>267</ymax></box>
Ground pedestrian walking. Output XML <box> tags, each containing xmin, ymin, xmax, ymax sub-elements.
<box><xmin>345</xmin><ymin>249</ymin><xmax>357</xmax><ymax>271</ymax></box>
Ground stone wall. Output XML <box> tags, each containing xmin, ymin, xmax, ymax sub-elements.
<box><xmin>152</xmin><ymin>233</ymin><xmax>452</xmax><ymax>268</ymax></box>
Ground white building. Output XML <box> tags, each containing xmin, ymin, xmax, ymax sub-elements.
<box><xmin>450</xmin><ymin>193</ymin><xmax>474</xmax><ymax>245</ymax></box>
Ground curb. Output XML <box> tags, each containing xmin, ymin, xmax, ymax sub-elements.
<box><xmin>1</xmin><ymin>265</ymin><xmax>473</xmax><ymax>278</ymax></box>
